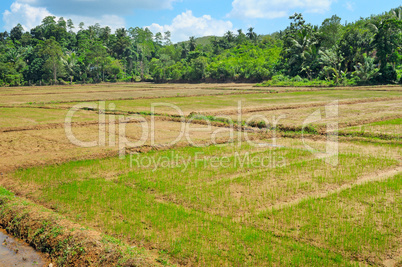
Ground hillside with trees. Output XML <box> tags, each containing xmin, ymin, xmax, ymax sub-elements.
<box><xmin>0</xmin><ymin>7</ymin><xmax>401</xmax><ymax>87</ymax></box>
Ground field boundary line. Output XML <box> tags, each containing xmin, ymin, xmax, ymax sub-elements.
<box><xmin>258</xmin><ymin>166</ymin><xmax>402</xmax><ymax>214</ymax></box>
<box><xmin>6</xmin><ymin>90</ymin><xmax>266</xmax><ymax>106</ymax></box>
<box><xmin>203</xmin><ymin>96</ymin><xmax>402</xmax><ymax>116</ymax></box>
<box><xmin>171</xmin><ymin>156</ymin><xmax>319</xmax><ymax>195</ymax></box>
<box><xmin>0</xmin><ymin>87</ymin><xmax>267</xmax><ymax>97</ymax></box>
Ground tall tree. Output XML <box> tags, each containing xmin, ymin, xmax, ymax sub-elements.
<box><xmin>319</xmin><ymin>15</ymin><xmax>343</xmax><ymax>49</ymax></box>
<box><xmin>246</xmin><ymin>27</ymin><xmax>257</xmax><ymax>42</ymax></box>
<box><xmin>319</xmin><ymin>45</ymin><xmax>344</xmax><ymax>83</ymax></box>
<box><xmin>236</xmin><ymin>29</ymin><xmax>247</xmax><ymax>44</ymax></box>
<box><xmin>189</xmin><ymin>36</ymin><xmax>197</xmax><ymax>52</ymax></box>
<box><xmin>112</xmin><ymin>28</ymin><xmax>130</xmax><ymax>59</ymax></box>
<box><xmin>39</xmin><ymin>38</ymin><xmax>63</xmax><ymax>83</ymax></box>
<box><xmin>10</xmin><ymin>24</ymin><xmax>24</xmax><ymax>42</ymax></box>
<box><xmin>86</xmin><ymin>41</ymin><xmax>108</xmax><ymax>82</ymax></box>
<box><xmin>61</xmin><ymin>51</ymin><xmax>78</xmax><ymax>84</ymax></box>
<box><xmin>353</xmin><ymin>53</ymin><xmax>380</xmax><ymax>83</ymax></box>
<box><xmin>163</xmin><ymin>31</ymin><xmax>172</xmax><ymax>46</ymax></box>
<box><xmin>282</xmin><ymin>13</ymin><xmax>319</xmax><ymax>78</ymax></box>
<box><xmin>67</xmin><ymin>19</ymin><xmax>75</xmax><ymax>32</ymax></box>
<box><xmin>370</xmin><ymin>17</ymin><xmax>402</xmax><ymax>69</ymax></box>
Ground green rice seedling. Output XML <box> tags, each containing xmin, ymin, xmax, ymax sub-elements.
<box><xmin>255</xmin><ymin>173</ymin><xmax>402</xmax><ymax>265</ymax></box>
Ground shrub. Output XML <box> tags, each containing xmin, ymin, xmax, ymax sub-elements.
<box><xmin>292</xmin><ymin>75</ymin><xmax>303</xmax><ymax>82</ymax></box>
<box><xmin>376</xmin><ymin>65</ymin><xmax>397</xmax><ymax>84</ymax></box>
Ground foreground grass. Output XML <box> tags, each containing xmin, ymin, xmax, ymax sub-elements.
<box><xmin>339</xmin><ymin>118</ymin><xmax>402</xmax><ymax>140</ymax></box>
<box><xmin>255</xmin><ymin>173</ymin><xmax>402</xmax><ymax>265</ymax></box>
<box><xmin>0</xmin><ymin>187</ymin><xmax>158</xmax><ymax>266</ymax></box>
<box><xmin>9</xmin><ymin>140</ymin><xmax>401</xmax><ymax>265</ymax></box>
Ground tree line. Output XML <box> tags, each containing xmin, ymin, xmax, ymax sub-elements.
<box><xmin>0</xmin><ymin>6</ymin><xmax>401</xmax><ymax>87</ymax></box>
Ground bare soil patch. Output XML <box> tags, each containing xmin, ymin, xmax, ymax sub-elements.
<box><xmin>0</xmin><ymin>119</ymin><xmax>234</xmax><ymax>173</ymax></box>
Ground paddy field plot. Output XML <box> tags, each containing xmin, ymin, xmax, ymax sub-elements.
<box><xmin>215</xmin><ymin>99</ymin><xmax>401</xmax><ymax>136</ymax></box>
<box><xmin>0</xmin><ymin>117</ymin><xmax>235</xmax><ymax>173</ymax></box>
<box><xmin>5</xmin><ymin>138</ymin><xmax>401</xmax><ymax>266</ymax></box>
<box><xmin>29</xmin><ymin>89</ymin><xmax>401</xmax><ymax>115</ymax></box>
<box><xmin>339</xmin><ymin>118</ymin><xmax>401</xmax><ymax>140</ymax></box>
<box><xmin>0</xmin><ymin>83</ymin><xmax>259</xmax><ymax>105</ymax></box>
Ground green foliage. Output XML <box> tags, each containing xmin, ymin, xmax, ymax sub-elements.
<box><xmin>207</xmin><ymin>43</ymin><xmax>281</xmax><ymax>82</ymax></box>
<box><xmin>0</xmin><ymin>187</ymin><xmax>14</xmax><ymax>197</ymax></box>
<box><xmin>319</xmin><ymin>15</ymin><xmax>342</xmax><ymax>49</ymax></box>
<box><xmin>61</xmin><ymin>51</ymin><xmax>78</xmax><ymax>84</ymax></box>
<box><xmin>318</xmin><ymin>45</ymin><xmax>345</xmax><ymax>84</ymax></box>
<box><xmin>352</xmin><ymin>53</ymin><xmax>380</xmax><ymax>83</ymax></box>
<box><xmin>281</xmin><ymin>13</ymin><xmax>320</xmax><ymax>79</ymax></box>
<box><xmin>0</xmin><ymin>7</ymin><xmax>401</xmax><ymax>87</ymax></box>
<box><xmin>257</xmin><ymin>75</ymin><xmax>335</xmax><ymax>87</ymax></box>
<box><xmin>39</xmin><ymin>37</ymin><xmax>64</xmax><ymax>83</ymax></box>
<box><xmin>376</xmin><ymin>64</ymin><xmax>398</xmax><ymax>83</ymax></box>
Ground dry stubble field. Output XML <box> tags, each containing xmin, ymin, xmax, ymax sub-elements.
<box><xmin>0</xmin><ymin>83</ymin><xmax>401</xmax><ymax>266</ymax></box>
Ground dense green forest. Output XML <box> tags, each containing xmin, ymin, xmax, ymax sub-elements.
<box><xmin>0</xmin><ymin>7</ymin><xmax>401</xmax><ymax>87</ymax></box>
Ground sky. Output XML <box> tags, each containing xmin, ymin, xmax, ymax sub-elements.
<box><xmin>0</xmin><ymin>0</ymin><xmax>401</xmax><ymax>43</ymax></box>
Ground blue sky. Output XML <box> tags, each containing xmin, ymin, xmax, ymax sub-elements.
<box><xmin>1</xmin><ymin>0</ymin><xmax>401</xmax><ymax>42</ymax></box>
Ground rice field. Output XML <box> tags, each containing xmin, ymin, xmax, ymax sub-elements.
<box><xmin>0</xmin><ymin>83</ymin><xmax>401</xmax><ymax>266</ymax></box>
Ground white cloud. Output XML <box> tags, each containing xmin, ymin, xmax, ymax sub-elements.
<box><xmin>146</xmin><ymin>10</ymin><xmax>234</xmax><ymax>43</ymax></box>
<box><xmin>16</xmin><ymin>0</ymin><xmax>180</xmax><ymax>17</ymax></box>
<box><xmin>2</xmin><ymin>1</ymin><xmax>125</xmax><ymax>31</ymax></box>
<box><xmin>3</xmin><ymin>2</ymin><xmax>52</xmax><ymax>31</ymax></box>
<box><xmin>229</xmin><ymin>0</ymin><xmax>334</xmax><ymax>19</ymax></box>
<box><xmin>345</xmin><ymin>1</ymin><xmax>355</xmax><ymax>11</ymax></box>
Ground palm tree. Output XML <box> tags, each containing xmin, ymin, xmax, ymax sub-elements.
<box><xmin>287</xmin><ymin>28</ymin><xmax>318</xmax><ymax>79</ymax></box>
<box><xmin>319</xmin><ymin>46</ymin><xmax>344</xmax><ymax>83</ymax></box>
<box><xmin>353</xmin><ymin>54</ymin><xmax>380</xmax><ymax>83</ymax></box>
<box><xmin>6</xmin><ymin>48</ymin><xmax>21</xmax><ymax>65</ymax></box>
<box><xmin>6</xmin><ymin>47</ymin><xmax>27</xmax><ymax>73</ymax></box>
<box><xmin>390</xmin><ymin>7</ymin><xmax>402</xmax><ymax>20</ymax></box>
<box><xmin>21</xmin><ymin>46</ymin><xmax>33</xmax><ymax>62</ymax></box>
<box><xmin>62</xmin><ymin>51</ymin><xmax>78</xmax><ymax>84</ymax></box>
<box><xmin>224</xmin><ymin>31</ymin><xmax>235</xmax><ymax>44</ymax></box>
<box><xmin>137</xmin><ymin>43</ymin><xmax>152</xmax><ymax>78</ymax></box>
<box><xmin>246</xmin><ymin>27</ymin><xmax>257</xmax><ymax>42</ymax></box>
<box><xmin>79</xmin><ymin>61</ymin><xmax>91</xmax><ymax>84</ymax></box>
<box><xmin>236</xmin><ymin>29</ymin><xmax>247</xmax><ymax>44</ymax></box>
<box><xmin>368</xmin><ymin>8</ymin><xmax>402</xmax><ymax>69</ymax></box>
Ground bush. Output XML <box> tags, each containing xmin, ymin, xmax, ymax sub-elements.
<box><xmin>376</xmin><ymin>65</ymin><xmax>397</xmax><ymax>84</ymax></box>
<box><xmin>292</xmin><ymin>75</ymin><xmax>303</xmax><ymax>82</ymax></box>
<box><xmin>256</xmin><ymin>77</ymin><xmax>334</xmax><ymax>87</ymax></box>
<box><xmin>271</xmin><ymin>74</ymin><xmax>289</xmax><ymax>82</ymax></box>
<box><xmin>396</xmin><ymin>68</ymin><xmax>402</xmax><ymax>84</ymax></box>
<box><xmin>5</xmin><ymin>74</ymin><xmax>24</xmax><ymax>86</ymax></box>
<box><xmin>346</xmin><ymin>77</ymin><xmax>359</xmax><ymax>86</ymax></box>
<box><xmin>58</xmin><ymin>78</ymin><xmax>68</xmax><ymax>85</ymax></box>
